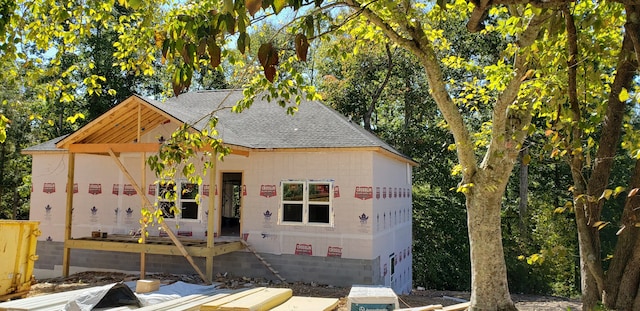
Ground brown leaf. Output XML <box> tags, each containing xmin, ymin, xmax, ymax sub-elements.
<box><xmin>207</xmin><ymin>39</ymin><xmax>221</xmax><ymax>68</ymax></box>
<box><xmin>172</xmin><ymin>81</ymin><xmax>182</xmax><ymax>97</ymax></box>
<box><xmin>161</xmin><ymin>40</ymin><xmax>170</xmax><ymax>65</ymax></box>
<box><xmin>180</xmin><ymin>47</ymin><xmax>190</xmax><ymax>65</ymax></box>
<box><xmin>264</xmin><ymin>65</ymin><xmax>276</xmax><ymax>82</ymax></box>
<box><xmin>629</xmin><ymin>188</ymin><xmax>639</xmax><ymax>198</ymax></box>
<box><xmin>258</xmin><ymin>43</ymin><xmax>271</xmax><ymax>67</ymax></box>
<box><xmin>294</xmin><ymin>33</ymin><xmax>309</xmax><ymax>62</ymax></box>
<box><xmin>246</xmin><ymin>0</ymin><xmax>262</xmax><ymax>16</ymax></box>
<box><xmin>258</xmin><ymin>43</ymin><xmax>278</xmax><ymax>68</ymax></box>
<box><xmin>197</xmin><ymin>39</ymin><xmax>207</xmax><ymax>57</ymax></box>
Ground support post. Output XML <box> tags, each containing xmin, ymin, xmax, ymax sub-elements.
<box><xmin>137</xmin><ymin>103</ymin><xmax>147</xmax><ymax>278</ymax></box>
<box><xmin>140</xmin><ymin>151</ymin><xmax>147</xmax><ymax>278</ymax></box>
<box><xmin>62</xmin><ymin>153</ymin><xmax>76</xmax><ymax>277</ymax></box>
<box><xmin>206</xmin><ymin>153</ymin><xmax>217</xmax><ymax>282</ymax></box>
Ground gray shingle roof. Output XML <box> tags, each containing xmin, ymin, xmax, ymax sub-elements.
<box><xmin>25</xmin><ymin>90</ymin><xmax>413</xmax><ymax>163</ymax></box>
<box><xmin>23</xmin><ymin>135</ymin><xmax>68</xmax><ymax>153</ymax></box>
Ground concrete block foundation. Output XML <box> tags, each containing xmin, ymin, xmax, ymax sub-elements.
<box><xmin>34</xmin><ymin>241</ymin><xmax>381</xmax><ymax>287</ymax></box>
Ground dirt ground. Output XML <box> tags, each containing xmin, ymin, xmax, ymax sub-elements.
<box><xmin>26</xmin><ymin>271</ymin><xmax>582</xmax><ymax>310</ymax></box>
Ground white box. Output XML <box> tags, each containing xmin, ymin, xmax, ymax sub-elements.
<box><xmin>347</xmin><ymin>285</ymin><xmax>399</xmax><ymax>311</ymax></box>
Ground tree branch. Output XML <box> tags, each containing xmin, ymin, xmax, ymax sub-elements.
<box><xmin>344</xmin><ymin>0</ymin><xmax>478</xmax><ymax>179</ymax></box>
<box><xmin>466</xmin><ymin>0</ymin><xmax>637</xmax><ymax>33</ymax></box>
<box><xmin>484</xmin><ymin>12</ymin><xmax>550</xmax><ymax>170</ymax></box>
<box><xmin>624</xmin><ymin>4</ymin><xmax>640</xmax><ymax>67</ymax></box>
<box><xmin>364</xmin><ymin>43</ymin><xmax>394</xmax><ymax>132</ymax></box>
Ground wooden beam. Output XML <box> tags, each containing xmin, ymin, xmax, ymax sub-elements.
<box><xmin>206</xmin><ymin>153</ymin><xmax>217</xmax><ymax>282</ymax></box>
<box><xmin>62</xmin><ymin>153</ymin><xmax>75</xmax><ymax>277</ymax></box>
<box><xmin>69</xmin><ymin>143</ymin><xmax>160</xmax><ymax>153</ymax></box>
<box><xmin>229</xmin><ymin>148</ymin><xmax>250</xmax><ymax>157</ymax></box>
<box><xmin>65</xmin><ymin>239</ymin><xmax>245</xmax><ymax>257</ymax></box>
<box><xmin>140</xmin><ymin>150</ymin><xmax>147</xmax><ymax>278</ymax></box>
<box><xmin>107</xmin><ymin>149</ymin><xmax>210</xmax><ymax>283</ymax></box>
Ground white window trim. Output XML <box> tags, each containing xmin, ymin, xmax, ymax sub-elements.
<box><xmin>279</xmin><ymin>180</ymin><xmax>334</xmax><ymax>227</ymax></box>
<box><xmin>157</xmin><ymin>179</ymin><xmax>201</xmax><ymax>222</ymax></box>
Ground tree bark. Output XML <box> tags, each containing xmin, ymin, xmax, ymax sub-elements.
<box><xmin>518</xmin><ymin>147</ymin><xmax>529</xmax><ymax>240</ymax></box>
<box><xmin>467</xmin><ymin>170</ymin><xmax>517</xmax><ymax>311</ymax></box>
<box><xmin>604</xmin><ymin>160</ymin><xmax>640</xmax><ymax>309</ymax></box>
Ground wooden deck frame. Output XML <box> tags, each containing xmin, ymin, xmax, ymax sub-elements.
<box><xmin>60</xmin><ymin>99</ymin><xmax>246</xmax><ymax>283</ymax></box>
<box><xmin>61</xmin><ymin>145</ymin><xmax>245</xmax><ymax>283</ymax></box>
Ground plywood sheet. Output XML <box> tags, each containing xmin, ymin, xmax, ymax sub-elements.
<box><xmin>217</xmin><ymin>288</ymin><xmax>292</xmax><ymax>311</ymax></box>
<box><xmin>200</xmin><ymin>288</ymin><xmax>266</xmax><ymax>310</ymax></box>
<box><xmin>270</xmin><ymin>296</ymin><xmax>339</xmax><ymax>311</ymax></box>
<box><xmin>442</xmin><ymin>302</ymin><xmax>470</xmax><ymax>311</ymax></box>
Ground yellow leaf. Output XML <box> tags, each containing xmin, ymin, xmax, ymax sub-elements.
<box><xmin>599</xmin><ymin>189</ymin><xmax>613</xmax><ymax>201</ymax></box>
<box><xmin>554</xmin><ymin>207</ymin><xmax>566</xmax><ymax>214</ymax></box>
<box><xmin>619</xmin><ymin>88</ymin><xmax>629</xmax><ymax>102</ymax></box>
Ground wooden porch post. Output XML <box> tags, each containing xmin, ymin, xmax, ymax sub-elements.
<box><xmin>140</xmin><ymin>152</ymin><xmax>147</xmax><ymax>278</ymax></box>
<box><xmin>138</xmin><ymin>102</ymin><xmax>147</xmax><ymax>278</ymax></box>
<box><xmin>62</xmin><ymin>152</ymin><xmax>75</xmax><ymax>277</ymax></box>
<box><xmin>206</xmin><ymin>153</ymin><xmax>217</xmax><ymax>282</ymax></box>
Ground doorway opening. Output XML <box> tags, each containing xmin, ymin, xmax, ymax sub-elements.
<box><xmin>220</xmin><ymin>172</ymin><xmax>242</xmax><ymax>236</ymax></box>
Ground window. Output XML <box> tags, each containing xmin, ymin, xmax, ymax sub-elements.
<box><xmin>280</xmin><ymin>180</ymin><xmax>333</xmax><ymax>225</ymax></box>
<box><xmin>157</xmin><ymin>180</ymin><xmax>199</xmax><ymax>220</ymax></box>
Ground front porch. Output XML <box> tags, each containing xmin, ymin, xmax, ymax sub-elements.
<box><xmin>65</xmin><ymin>235</ymin><xmax>245</xmax><ymax>258</ymax></box>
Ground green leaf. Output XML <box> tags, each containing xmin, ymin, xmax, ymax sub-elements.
<box><xmin>272</xmin><ymin>0</ymin><xmax>286</xmax><ymax>14</ymax></box>
<box><xmin>224</xmin><ymin>0</ymin><xmax>234</xmax><ymax>13</ymax></box>
<box><xmin>305</xmin><ymin>15</ymin><xmax>314</xmax><ymax>38</ymax></box>
<box><xmin>237</xmin><ymin>33</ymin><xmax>249</xmax><ymax>54</ymax></box>
<box><xmin>128</xmin><ymin>0</ymin><xmax>142</xmax><ymax>9</ymax></box>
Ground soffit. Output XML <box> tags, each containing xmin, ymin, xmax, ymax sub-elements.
<box><xmin>56</xmin><ymin>96</ymin><xmax>174</xmax><ymax>149</ymax></box>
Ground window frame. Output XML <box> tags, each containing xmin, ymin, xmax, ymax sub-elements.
<box><xmin>279</xmin><ymin>180</ymin><xmax>334</xmax><ymax>226</ymax></box>
<box><xmin>156</xmin><ymin>179</ymin><xmax>201</xmax><ymax>222</ymax></box>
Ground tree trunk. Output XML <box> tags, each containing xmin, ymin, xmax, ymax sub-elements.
<box><xmin>604</xmin><ymin>160</ymin><xmax>640</xmax><ymax>309</ymax></box>
<box><xmin>467</xmin><ymin>172</ymin><xmax>517</xmax><ymax>311</ymax></box>
<box><xmin>518</xmin><ymin>147</ymin><xmax>529</xmax><ymax>240</ymax></box>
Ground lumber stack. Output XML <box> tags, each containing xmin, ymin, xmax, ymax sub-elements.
<box><xmin>270</xmin><ymin>296</ymin><xmax>339</xmax><ymax>311</ymax></box>
<box><xmin>396</xmin><ymin>302</ymin><xmax>470</xmax><ymax>311</ymax></box>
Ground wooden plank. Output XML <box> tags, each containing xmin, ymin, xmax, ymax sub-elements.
<box><xmin>136</xmin><ymin>293</ymin><xmax>229</xmax><ymax>311</ymax></box>
<box><xmin>62</xmin><ymin>152</ymin><xmax>75</xmax><ymax>277</ymax></box>
<box><xmin>206</xmin><ymin>153</ymin><xmax>217</xmax><ymax>282</ymax></box>
<box><xmin>395</xmin><ymin>305</ymin><xmax>444</xmax><ymax>311</ymax></box>
<box><xmin>200</xmin><ymin>288</ymin><xmax>266</xmax><ymax>311</ymax></box>
<box><xmin>66</xmin><ymin>233</ymin><xmax>243</xmax><ymax>257</ymax></box>
<box><xmin>270</xmin><ymin>296</ymin><xmax>339</xmax><ymax>311</ymax></box>
<box><xmin>442</xmin><ymin>302</ymin><xmax>470</xmax><ymax>311</ymax></box>
<box><xmin>140</xmin><ymin>150</ymin><xmax>147</xmax><ymax>278</ymax></box>
<box><xmin>68</xmin><ymin>143</ymin><xmax>160</xmax><ymax>153</ymax></box>
<box><xmin>218</xmin><ymin>287</ymin><xmax>292</xmax><ymax>311</ymax></box>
